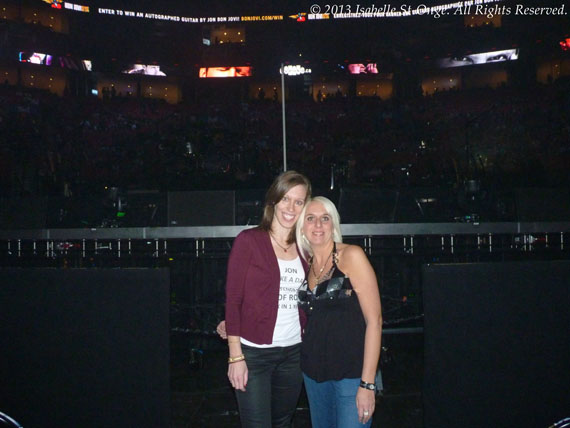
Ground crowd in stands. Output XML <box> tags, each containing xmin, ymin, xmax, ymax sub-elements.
<box><xmin>1</xmin><ymin>78</ymin><xmax>569</xmax><ymax>201</ymax></box>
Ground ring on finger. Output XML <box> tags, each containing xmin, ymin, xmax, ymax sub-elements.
<box><xmin>363</xmin><ymin>410</ymin><xmax>369</xmax><ymax>416</ymax></box>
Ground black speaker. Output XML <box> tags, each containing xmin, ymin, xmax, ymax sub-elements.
<box><xmin>0</xmin><ymin>197</ymin><xmax>47</xmax><ymax>229</ymax></box>
<box><xmin>338</xmin><ymin>187</ymin><xmax>399</xmax><ymax>223</ymax></box>
<box><xmin>235</xmin><ymin>189</ymin><xmax>264</xmax><ymax>226</ymax></box>
<box><xmin>0</xmin><ymin>268</ymin><xmax>170</xmax><ymax>428</ymax></box>
<box><xmin>422</xmin><ymin>261</ymin><xmax>570</xmax><ymax>428</ymax></box>
<box><xmin>515</xmin><ymin>187</ymin><xmax>570</xmax><ymax>221</ymax></box>
<box><xmin>167</xmin><ymin>191</ymin><xmax>235</xmax><ymax>226</ymax></box>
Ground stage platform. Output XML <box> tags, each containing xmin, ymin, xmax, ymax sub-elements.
<box><xmin>171</xmin><ymin>333</ymin><xmax>424</xmax><ymax>428</ymax></box>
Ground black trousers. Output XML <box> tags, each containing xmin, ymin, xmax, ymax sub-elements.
<box><xmin>235</xmin><ymin>343</ymin><xmax>303</xmax><ymax>428</ymax></box>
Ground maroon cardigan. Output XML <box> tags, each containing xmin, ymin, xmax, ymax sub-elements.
<box><xmin>225</xmin><ymin>227</ymin><xmax>308</xmax><ymax>345</ymax></box>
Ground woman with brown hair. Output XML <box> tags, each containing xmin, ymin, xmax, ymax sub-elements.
<box><xmin>224</xmin><ymin>170</ymin><xmax>311</xmax><ymax>427</ymax></box>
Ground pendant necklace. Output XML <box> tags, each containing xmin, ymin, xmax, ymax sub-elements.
<box><xmin>312</xmin><ymin>250</ymin><xmax>333</xmax><ymax>283</ymax></box>
<box><xmin>270</xmin><ymin>233</ymin><xmax>293</xmax><ymax>252</ymax></box>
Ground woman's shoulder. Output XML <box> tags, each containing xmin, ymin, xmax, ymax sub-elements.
<box><xmin>230</xmin><ymin>227</ymin><xmax>269</xmax><ymax>261</ymax></box>
<box><xmin>237</xmin><ymin>226</ymin><xmax>265</xmax><ymax>238</ymax></box>
<box><xmin>336</xmin><ymin>242</ymin><xmax>365</xmax><ymax>259</ymax></box>
<box><xmin>234</xmin><ymin>226</ymin><xmax>268</xmax><ymax>247</ymax></box>
<box><xmin>337</xmin><ymin>244</ymin><xmax>370</xmax><ymax>277</ymax></box>
<box><xmin>336</xmin><ymin>243</ymin><xmax>367</xmax><ymax>271</ymax></box>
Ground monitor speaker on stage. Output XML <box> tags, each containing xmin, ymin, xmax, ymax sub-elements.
<box><xmin>422</xmin><ymin>261</ymin><xmax>570</xmax><ymax>428</ymax></box>
<box><xmin>167</xmin><ymin>191</ymin><xmax>235</xmax><ymax>226</ymax></box>
<box><xmin>338</xmin><ymin>187</ymin><xmax>398</xmax><ymax>223</ymax></box>
<box><xmin>0</xmin><ymin>268</ymin><xmax>170</xmax><ymax>428</ymax></box>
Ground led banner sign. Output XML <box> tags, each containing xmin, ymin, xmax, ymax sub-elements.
<box><xmin>50</xmin><ymin>0</ymin><xmax>506</xmax><ymax>23</ymax></box>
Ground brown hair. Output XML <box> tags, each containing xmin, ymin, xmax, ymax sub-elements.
<box><xmin>259</xmin><ymin>171</ymin><xmax>312</xmax><ymax>243</ymax></box>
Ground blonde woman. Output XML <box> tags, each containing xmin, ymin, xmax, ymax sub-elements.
<box><xmin>296</xmin><ymin>196</ymin><xmax>382</xmax><ymax>427</ymax></box>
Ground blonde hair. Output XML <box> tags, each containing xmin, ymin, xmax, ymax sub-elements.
<box><xmin>296</xmin><ymin>196</ymin><xmax>343</xmax><ymax>260</ymax></box>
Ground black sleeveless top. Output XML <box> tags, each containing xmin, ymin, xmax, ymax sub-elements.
<box><xmin>298</xmin><ymin>243</ymin><xmax>366</xmax><ymax>382</ymax></box>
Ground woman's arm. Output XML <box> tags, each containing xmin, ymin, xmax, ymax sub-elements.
<box><xmin>216</xmin><ymin>320</ymin><xmax>248</xmax><ymax>391</ymax></box>
<box><xmin>225</xmin><ymin>232</ymin><xmax>254</xmax><ymax>391</ymax></box>
<box><xmin>225</xmin><ymin>232</ymin><xmax>252</xmax><ymax>337</ymax></box>
<box><xmin>343</xmin><ymin>244</ymin><xmax>383</xmax><ymax>424</ymax></box>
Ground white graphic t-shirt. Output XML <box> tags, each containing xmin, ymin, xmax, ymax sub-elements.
<box><xmin>241</xmin><ymin>256</ymin><xmax>304</xmax><ymax>348</ymax></box>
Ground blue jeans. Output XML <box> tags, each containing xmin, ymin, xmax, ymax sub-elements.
<box><xmin>235</xmin><ymin>344</ymin><xmax>302</xmax><ymax>427</ymax></box>
<box><xmin>303</xmin><ymin>374</ymin><xmax>372</xmax><ymax>428</ymax></box>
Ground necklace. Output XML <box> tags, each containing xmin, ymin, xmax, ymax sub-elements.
<box><xmin>270</xmin><ymin>233</ymin><xmax>293</xmax><ymax>253</ymax></box>
<box><xmin>311</xmin><ymin>249</ymin><xmax>333</xmax><ymax>283</ymax></box>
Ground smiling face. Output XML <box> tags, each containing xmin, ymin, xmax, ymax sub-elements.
<box><xmin>272</xmin><ymin>184</ymin><xmax>308</xmax><ymax>231</ymax></box>
<box><xmin>302</xmin><ymin>200</ymin><xmax>334</xmax><ymax>248</ymax></box>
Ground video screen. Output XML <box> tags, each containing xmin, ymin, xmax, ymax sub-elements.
<box><xmin>437</xmin><ymin>49</ymin><xmax>519</xmax><ymax>68</ymax></box>
<box><xmin>348</xmin><ymin>63</ymin><xmax>378</xmax><ymax>74</ymax></box>
<box><xmin>20</xmin><ymin>52</ymin><xmax>92</xmax><ymax>70</ymax></box>
<box><xmin>19</xmin><ymin>52</ymin><xmax>52</xmax><ymax>65</ymax></box>
<box><xmin>123</xmin><ymin>64</ymin><xmax>166</xmax><ymax>76</ymax></box>
<box><xmin>41</xmin><ymin>0</ymin><xmax>62</xmax><ymax>9</ymax></box>
<box><xmin>58</xmin><ymin>56</ymin><xmax>92</xmax><ymax>70</ymax></box>
<box><xmin>199</xmin><ymin>66</ymin><xmax>252</xmax><ymax>78</ymax></box>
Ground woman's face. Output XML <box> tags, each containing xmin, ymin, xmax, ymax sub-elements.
<box><xmin>273</xmin><ymin>184</ymin><xmax>307</xmax><ymax>230</ymax></box>
<box><xmin>302</xmin><ymin>201</ymin><xmax>334</xmax><ymax>247</ymax></box>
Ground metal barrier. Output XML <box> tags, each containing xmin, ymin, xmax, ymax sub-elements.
<box><xmin>1</xmin><ymin>222</ymin><xmax>569</xmax><ymax>256</ymax></box>
<box><xmin>1</xmin><ymin>222</ymin><xmax>569</xmax><ymax>339</ymax></box>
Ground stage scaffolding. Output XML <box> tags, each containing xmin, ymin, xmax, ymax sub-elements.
<box><xmin>1</xmin><ymin>222</ymin><xmax>569</xmax><ymax>345</ymax></box>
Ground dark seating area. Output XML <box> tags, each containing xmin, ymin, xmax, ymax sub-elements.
<box><xmin>1</xmin><ymin>79</ymin><xmax>569</xmax><ymax>201</ymax></box>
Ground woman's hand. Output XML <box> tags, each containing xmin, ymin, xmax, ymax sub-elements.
<box><xmin>228</xmin><ymin>360</ymin><xmax>248</xmax><ymax>391</ymax></box>
<box><xmin>356</xmin><ymin>387</ymin><xmax>375</xmax><ymax>424</ymax></box>
<box><xmin>223</xmin><ymin>327</ymin><xmax>245</xmax><ymax>391</ymax></box>
<box><xmin>216</xmin><ymin>320</ymin><xmax>227</xmax><ymax>339</ymax></box>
